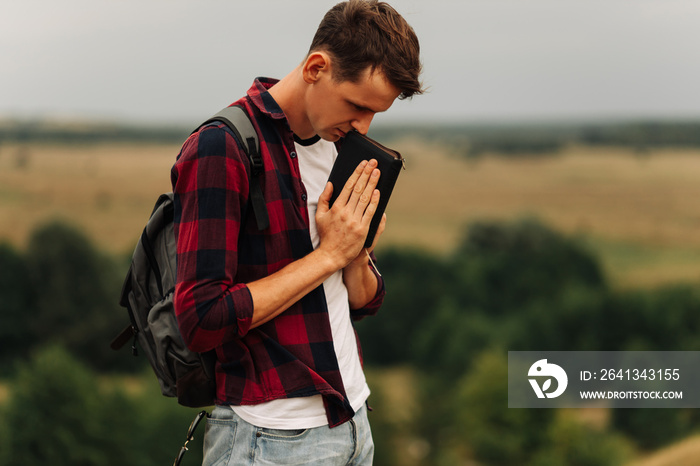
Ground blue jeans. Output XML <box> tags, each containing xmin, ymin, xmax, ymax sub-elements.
<box><xmin>202</xmin><ymin>404</ymin><xmax>374</xmax><ymax>465</ymax></box>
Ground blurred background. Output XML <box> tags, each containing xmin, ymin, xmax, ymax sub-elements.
<box><xmin>2</xmin><ymin>1</ymin><xmax>700</xmax><ymax>465</ymax></box>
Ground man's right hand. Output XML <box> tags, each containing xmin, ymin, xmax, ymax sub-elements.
<box><xmin>246</xmin><ymin>159</ymin><xmax>381</xmax><ymax>328</ymax></box>
<box><xmin>315</xmin><ymin>158</ymin><xmax>381</xmax><ymax>270</ymax></box>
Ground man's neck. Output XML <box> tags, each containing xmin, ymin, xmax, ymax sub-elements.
<box><xmin>267</xmin><ymin>66</ymin><xmax>316</xmax><ymax>139</ymax></box>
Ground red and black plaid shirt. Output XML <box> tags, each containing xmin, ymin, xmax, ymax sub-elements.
<box><xmin>170</xmin><ymin>78</ymin><xmax>385</xmax><ymax>427</ymax></box>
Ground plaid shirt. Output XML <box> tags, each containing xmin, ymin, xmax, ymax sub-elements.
<box><xmin>170</xmin><ymin>78</ymin><xmax>385</xmax><ymax>427</ymax></box>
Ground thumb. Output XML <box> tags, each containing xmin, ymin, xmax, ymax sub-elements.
<box><xmin>317</xmin><ymin>181</ymin><xmax>333</xmax><ymax>214</ymax></box>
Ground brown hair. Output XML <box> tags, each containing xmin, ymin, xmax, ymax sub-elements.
<box><xmin>308</xmin><ymin>0</ymin><xmax>424</xmax><ymax>100</ymax></box>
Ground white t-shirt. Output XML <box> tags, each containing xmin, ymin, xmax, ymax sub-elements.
<box><xmin>232</xmin><ymin>135</ymin><xmax>370</xmax><ymax>429</ymax></box>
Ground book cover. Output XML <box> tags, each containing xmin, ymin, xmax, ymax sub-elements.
<box><xmin>328</xmin><ymin>130</ymin><xmax>405</xmax><ymax>248</ymax></box>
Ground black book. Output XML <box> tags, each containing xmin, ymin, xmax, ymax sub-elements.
<box><xmin>328</xmin><ymin>130</ymin><xmax>405</xmax><ymax>248</ymax></box>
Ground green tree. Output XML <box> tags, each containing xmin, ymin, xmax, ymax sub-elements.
<box><xmin>411</xmin><ymin>302</ymin><xmax>498</xmax><ymax>379</ymax></box>
<box><xmin>355</xmin><ymin>247</ymin><xmax>451</xmax><ymax>365</ymax></box>
<box><xmin>0</xmin><ymin>345</ymin><xmax>204</xmax><ymax>466</ymax></box>
<box><xmin>450</xmin><ymin>351</ymin><xmax>553</xmax><ymax>465</ymax></box>
<box><xmin>507</xmin><ymin>286</ymin><xmax>614</xmax><ymax>351</ymax></box>
<box><xmin>528</xmin><ymin>417</ymin><xmax>632</xmax><ymax>466</ymax></box>
<box><xmin>24</xmin><ymin>221</ymin><xmax>135</xmax><ymax>371</ymax></box>
<box><xmin>1</xmin><ymin>345</ymin><xmax>121</xmax><ymax>465</ymax></box>
<box><xmin>450</xmin><ymin>219</ymin><xmax>606</xmax><ymax>316</ymax></box>
<box><xmin>611</xmin><ymin>408</ymin><xmax>693</xmax><ymax>450</ymax></box>
<box><xmin>0</xmin><ymin>242</ymin><xmax>34</xmax><ymax>371</ymax></box>
<box><xmin>620</xmin><ymin>286</ymin><xmax>700</xmax><ymax>351</ymax></box>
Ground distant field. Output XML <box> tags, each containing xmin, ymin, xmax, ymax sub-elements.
<box><xmin>388</xmin><ymin>140</ymin><xmax>700</xmax><ymax>288</ymax></box>
<box><xmin>626</xmin><ymin>433</ymin><xmax>700</xmax><ymax>466</ymax></box>
<box><xmin>0</xmin><ymin>142</ymin><xmax>177</xmax><ymax>255</ymax></box>
<box><xmin>2</xmin><ymin>140</ymin><xmax>700</xmax><ymax>288</ymax></box>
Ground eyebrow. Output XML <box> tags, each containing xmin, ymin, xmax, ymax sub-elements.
<box><xmin>347</xmin><ymin>99</ymin><xmax>380</xmax><ymax>114</ymax></box>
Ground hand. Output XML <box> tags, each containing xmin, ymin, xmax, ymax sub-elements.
<box><xmin>315</xmin><ymin>159</ymin><xmax>381</xmax><ymax>270</ymax></box>
<box><xmin>346</xmin><ymin>213</ymin><xmax>387</xmax><ymax>270</ymax></box>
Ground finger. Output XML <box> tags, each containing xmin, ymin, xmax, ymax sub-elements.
<box><xmin>360</xmin><ymin>189</ymin><xmax>381</xmax><ymax>229</ymax></box>
<box><xmin>366</xmin><ymin>213</ymin><xmax>387</xmax><ymax>253</ymax></box>
<box><xmin>347</xmin><ymin>159</ymin><xmax>378</xmax><ymax>211</ymax></box>
<box><xmin>334</xmin><ymin>160</ymin><xmax>368</xmax><ymax>207</ymax></box>
<box><xmin>317</xmin><ymin>181</ymin><xmax>333</xmax><ymax>215</ymax></box>
<box><xmin>353</xmin><ymin>167</ymin><xmax>380</xmax><ymax>218</ymax></box>
<box><xmin>377</xmin><ymin>213</ymin><xmax>387</xmax><ymax>235</ymax></box>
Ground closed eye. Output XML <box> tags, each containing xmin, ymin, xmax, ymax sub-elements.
<box><xmin>348</xmin><ymin>101</ymin><xmax>373</xmax><ymax>113</ymax></box>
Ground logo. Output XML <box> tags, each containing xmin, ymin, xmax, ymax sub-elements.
<box><xmin>528</xmin><ymin>359</ymin><xmax>568</xmax><ymax>398</ymax></box>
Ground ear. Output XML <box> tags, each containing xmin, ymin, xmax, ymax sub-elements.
<box><xmin>302</xmin><ymin>51</ymin><xmax>333</xmax><ymax>84</ymax></box>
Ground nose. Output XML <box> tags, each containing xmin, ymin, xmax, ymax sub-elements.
<box><xmin>351</xmin><ymin>113</ymin><xmax>375</xmax><ymax>135</ymax></box>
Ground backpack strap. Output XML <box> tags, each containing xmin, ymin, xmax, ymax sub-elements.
<box><xmin>195</xmin><ymin>105</ymin><xmax>270</xmax><ymax>231</ymax></box>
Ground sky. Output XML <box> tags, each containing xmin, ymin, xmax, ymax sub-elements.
<box><xmin>2</xmin><ymin>0</ymin><xmax>700</xmax><ymax>126</ymax></box>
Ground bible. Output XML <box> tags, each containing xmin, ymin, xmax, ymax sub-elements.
<box><xmin>328</xmin><ymin>130</ymin><xmax>405</xmax><ymax>248</ymax></box>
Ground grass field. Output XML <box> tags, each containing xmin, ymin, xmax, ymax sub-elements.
<box><xmin>2</xmin><ymin>139</ymin><xmax>700</xmax><ymax>288</ymax></box>
<box><xmin>626</xmin><ymin>434</ymin><xmax>700</xmax><ymax>466</ymax></box>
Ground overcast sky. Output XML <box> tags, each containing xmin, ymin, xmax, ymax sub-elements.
<box><xmin>2</xmin><ymin>0</ymin><xmax>700</xmax><ymax>125</ymax></box>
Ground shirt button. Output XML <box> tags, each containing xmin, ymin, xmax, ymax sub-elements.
<box><xmin>290</xmin><ymin>151</ymin><xmax>297</xmax><ymax>158</ymax></box>
<box><xmin>301</xmin><ymin>194</ymin><xmax>307</xmax><ymax>202</ymax></box>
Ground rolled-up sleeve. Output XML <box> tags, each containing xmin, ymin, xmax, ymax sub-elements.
<box><xmin>349</xmin><ymin>252</ymin><xmax>386</xmax><ymax>321</ymax></box>
<box><xmin>170</xmin><ymin>125</ymin><xmax>254</xmax><ymax>352</ymax></box>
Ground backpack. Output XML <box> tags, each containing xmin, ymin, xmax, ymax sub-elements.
<box><xmin>110</xmin><ymin>105</ymin><xmax>269</xmax><ymax>407</ymax></box>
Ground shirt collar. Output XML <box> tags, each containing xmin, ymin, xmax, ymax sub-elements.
<box><xmin>293</xmin><ymin>134</ymin><xmax>321</xmax><ymax>146</ymax></box>
<box><xmin>247</xmin><ymin>77</ymin><xmax>286</xmax><ymax>120</ymax></box>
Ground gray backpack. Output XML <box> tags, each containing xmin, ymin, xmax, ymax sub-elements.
<box><xmin>111</xmin><ymin>105</ymin><xmax>269</xmax><ymax>407</ymax></box>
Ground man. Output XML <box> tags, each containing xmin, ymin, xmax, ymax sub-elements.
<box><xmin>170</xmin><ymin>1</ymin><xmax>422</xmax><ymax>464</ymax></box>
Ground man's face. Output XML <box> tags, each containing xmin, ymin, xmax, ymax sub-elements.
<box><xmin>305</xmin><ymin>66</ymin><xmax>401</xmax><ymax>142</ymax></box>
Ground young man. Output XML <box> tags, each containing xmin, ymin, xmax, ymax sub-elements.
<box><xmin>170</xmin><ymin>1</ymin><xmax>422</xmax><ymax>464</ymax></box>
